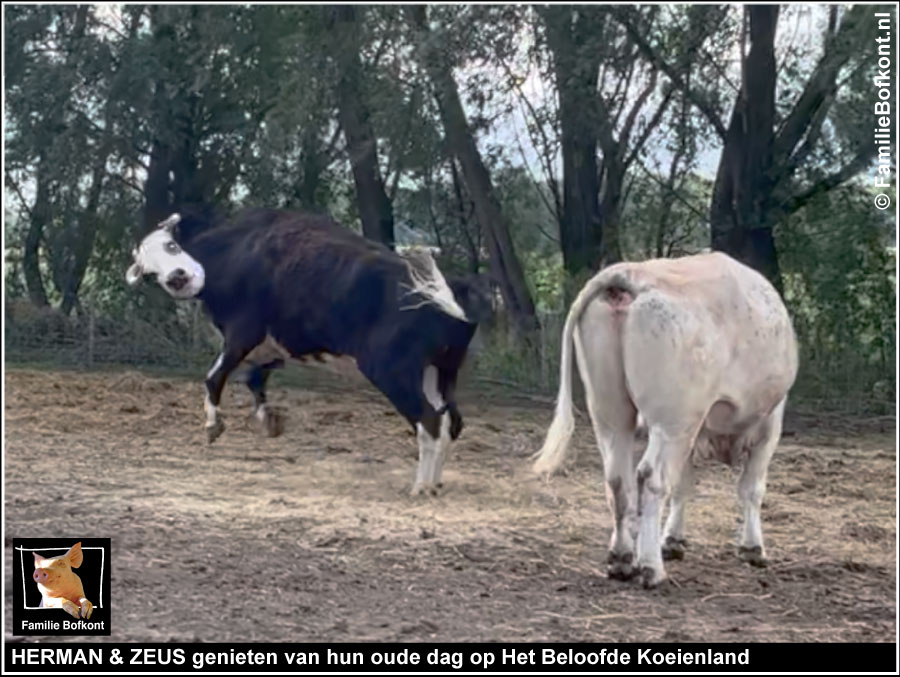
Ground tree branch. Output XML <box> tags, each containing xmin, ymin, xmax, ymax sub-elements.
<box><xmin>509</xmin><ymin>122</ymin><xmax>560</xmax><ymax>239</ymax></box>
<box><xmin>496</xmin><ymin>54</ymin><xmax>561</xmax><ymax>219</ymax></box>
<box><xmin>775</xmin><ymin>89</ymin><xmax>834</xmax><ymax>186</ymax></box>
<box><xmin>609</xmin><ymin>49</ymin><xmax>637</xmax><ymax>132</ymax></box>
<box><xmin>782</xmin><ymin>145</ymin><xmax>876</xmax><ymax>215</ymax></box>
<box><xmin>5</xmin><ymin>170</ymin><xmax>36</xmax><ymax>221</ymax></box>
<box><xmin>613</xmin><ymin>6</ymin><xmax>727</xmax><ymax>138</ymax></box>
<box><xmin>636</xmin><ymin>159</ymin><xmax>707</xmax><ymax>221</ymax></box>
<box><xmin>624</xmin><ymin>84</ymin><xmax>674</xmax><ymax>170</ymax></box>
<box><xmin>774</xmin><ymin>5</ymin><xmax>865</xmax><ymax>163</ymax></box>
<box><xmin>618</xmin><ymin>69</ymin><xmax>659</xmax><ymax>165</ymax></box>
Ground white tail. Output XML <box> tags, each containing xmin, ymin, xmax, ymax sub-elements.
<box><xmin>533</xmin><ymin>269</ymin><xmax>638</xmax><ymax>475</ymax></box>
<box><xmin>399</xmin><ymin>247</ymin><xmax>468</xmax><ymax>322</ymax></box>
<box><xmin>532</xmin><ymin>305</ymin><xmax>579</xmax><ymax>475</ymax></box>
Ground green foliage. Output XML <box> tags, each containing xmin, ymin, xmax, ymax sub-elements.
<box><xmin>778</xmin><ymin>184</ymin><xmax>895</xmax><ymax>412</ymax></box>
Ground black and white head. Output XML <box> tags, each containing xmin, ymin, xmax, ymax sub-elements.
<box><xmin>125</xmin><ymin>214</ymin><xmax>206</xmax><ymax>298</ymax></box>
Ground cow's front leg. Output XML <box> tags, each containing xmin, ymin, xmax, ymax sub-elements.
<box><xmin>204</xmin><ymin>328</ymin><xmax>263</xmax><ymax>443</ymax></box>
<box><xmin>418</xmin><ymin>365</ymin><xmax>452</xmax><ymax>494</ymax></box>
<box><xmin>204</xmin><ymin>354</ymin><xmax>227</xmax><ymax>442</ymax></box>
<box><xmin>413</xmin><ymin>420</ymin><xmax>439</xmax><ymax>497</ymax></box>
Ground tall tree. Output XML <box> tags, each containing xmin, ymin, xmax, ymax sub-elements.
<box><xmin>620</xmin><ymin>5</ymin><xmax>880</xmax><ymax>287</ymax></box>
<box><xmin>326</xmin><ymin>5</ymin><xmax>395</xmax><ymax>246</ymax></box>
<box><xmin>6</xmin><ymin>5</ymin><xmax>92</xmax><ymax>307</ymax></box>
<box><xmin>539</xmin><ymin>6</ymin><xmax>603</xmax><ymax>277</ymax></box>
<box><xmin>407</xmin><ymin>5</ymin><xmax>537</xmax><ymax>332</ymax></box>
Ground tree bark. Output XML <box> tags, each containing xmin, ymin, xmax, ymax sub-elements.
<box><xmin>409</xmin><ymin>7</ymin><xmax>537</xmax><ymax>332</ymax></box>
<box><xmin>329</xmin><ymin>6</ymin><xmax>395</xmax><ymax>246</ymax></box>
<box><xmin>295</xmin><ymin>126</ymin><xmax>326</xmax><ymax>210</ymax></box>
<box><xmin>23</xmin><ymin>158</ymin><xmax>51</xmax><ymax>307</ymax></box>
<box><xmin>709</xmin><ymin>6</ymin><xmax>781</xmax><ymax>287</ymax></box>
<box><xmin>598</xmin><ymin>159</ymin><xmax>625</xmax><ymax>265</ymax></box>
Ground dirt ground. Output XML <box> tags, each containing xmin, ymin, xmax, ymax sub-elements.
<box><xmin>4</xmin><ymin>366</ymin><xmax>896</xmax><ymax>643</ymax></box>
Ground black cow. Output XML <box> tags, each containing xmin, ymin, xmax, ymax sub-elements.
<box><xmin>126</xmin><ymin>207</ymin><xmax>478</xmax><ymax>495</ymax></box>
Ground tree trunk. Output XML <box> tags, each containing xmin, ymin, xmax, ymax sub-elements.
<box><xmin>450</xmin><ymin>158</ymin><xmax>481</xmax><ymax>275</ymax></box>
<box><xmin>709</xmin><ymin>6</ymin><xmax>781</xmax><ymax>287</ymax></box>
<box><xmin>598</xmin><ymin>157</ymin><xmax>625</xmax><ymax>265</ymax></box>
<box><xmin>60</xmin><ymin>156</ymin><xmax>105</xmax><ymax>315</ymax></box>
<box><xmin>542</xmin><ymin>6</ymin><xmax>603</xmax><ymax>278</ymax></box>
<box><xmin>23</xmin><ymin>159</ymin><xmax>51</xmax><ymax>307</ymax></box>
<box><xmin>59</xmin><ymin>96</ymin><xmax>119</xmax><ymax>316</ymax></box>
<box><xmin>21</xmin><ymin>5</ymin><xmax>90</xmax><ymax>309</ymax></box>
<box><xmin>329</xmin><ymin>6</ymin><xmax>395</xmax><ymax>246</ymax></box>
<box><xmin>410</xmin><ymin>7</ymin><xmax>537</xmax><ymax>333</ymax></box>
<box><xmin>143</xmin><ymin>135</ymin><xmax>173</xmax><ymax>234</ymax></box>
<box><xmin>296</xmin><ymin>127</ymin><xmax>325</xmax><ymax>211</ymax></box>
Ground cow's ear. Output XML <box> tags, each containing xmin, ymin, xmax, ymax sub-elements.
<box><xmin>65</xmin><ymin>542</ymin><xmax>83</xmax><ymax>569</ymax></box>
<box><xmin>126</xmin><ymin>262</ymin><xmax>143</xmax><ymax>286</ymax></box>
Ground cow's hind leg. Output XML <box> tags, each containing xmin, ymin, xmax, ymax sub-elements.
<box><xmin>636</xmin><ymin>427</ymin><xmax>696</xmax><ymax>588</ymax></box>
<box><xmin>246</xmin><ymin>361</ymin><xmax>284</xmax><ymax>437</ymax></box>
<box><xmin>573</xmin><ymin>307</ymin><xmax>640</xmax><ymax>581</ymax></box>
<box><xmin>662</xmin><ymin>459</ymin><xmax>694</xmax><ymax>561</ymax></box>
<box><xmin>736</xmin><ymin>398</ymin><xmax>786</xmax><ymax>567</ymax></box>
<box><xmin>599</xmin><ymin>431</ymin><xmax>640</xmax><ymax>580</ymax></box>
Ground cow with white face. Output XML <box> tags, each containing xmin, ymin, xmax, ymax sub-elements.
<box><xmin>534</xmin><ymin>252</ymin><xmax>798</xmax><ymax>588</ymax></box>
<box><xmin>126</xmin><ymin>207</ymin><xmax>478</xmax><ymax>497</ymax></box>
<box><xmin>125</xmin><ymin>214</ymin><xmax>205</xmax><ymax>298</ymax></box>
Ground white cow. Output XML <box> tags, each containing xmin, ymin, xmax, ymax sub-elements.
<box><xmin>534</xmin><ymin>252</ymin><xmax>798</xmax><ymax>588</ymax></box>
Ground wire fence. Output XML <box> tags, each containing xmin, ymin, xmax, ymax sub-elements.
<box><xmin>5</xmin><ymin>299</ymin><xmax>893</xmax><ymax>417</ymax></box>
<box><xmin>5</xmin><ymin>300</ymin><xmax>216</xmax><ymax>373</ymax></box>
<box><xmin>3</xmin><ymin>299</ymin><xmax>566</xmax><ymax>389</ymax></box>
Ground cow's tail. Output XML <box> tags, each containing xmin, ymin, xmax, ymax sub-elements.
<box><xmin>398</xmin><ymin>246</ymin><xmax>469</xmax><ymax>322</ymax></box>
<box><xmin>532</xmin><ymin>269</ymin><xmax>639</xmax><ymax>475</ymax></box>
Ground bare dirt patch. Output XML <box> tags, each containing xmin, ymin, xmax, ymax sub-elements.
<box><xmin>4</xmin><ymin>367</ymin><xmax>895</xmax><ymax>642</ymax></box>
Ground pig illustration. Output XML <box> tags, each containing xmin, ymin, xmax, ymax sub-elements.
<box><xmin>32</xmin><ymin>542</ymin><xmax>93</xmax><ymax>619</ymax></box>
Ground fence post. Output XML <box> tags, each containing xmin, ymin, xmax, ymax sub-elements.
<box><xmin>191</xmin><ymin>301</ymin><xmax>198</xmax><ymax>351</ymax></box>
<box><xmin>88</xmin><ymin>304</ymin><xmax>95</xmax><ymax>368</ymax></box>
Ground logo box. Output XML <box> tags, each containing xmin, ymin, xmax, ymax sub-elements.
<box><xmin>12</xmin><ymin>538</ymin><xmax>111</xmax><ymax>636</ymax></box>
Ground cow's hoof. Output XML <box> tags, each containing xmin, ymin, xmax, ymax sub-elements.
<box><xmin>607</xmin><ymin>552</ymin><xmax>636</xmax><ymax>581</ymax></box>
<box><xmin>261</xmin><ymin>410</ymin><xmax>284</xmax><ymax>438</ymax></box>
<box><xmin>738</xmin><ymin>545</ymin><xmax>768</xmax><ymax>568</ymax></box>
<box><xmin>662</xmin><ymin>536</ymin><xmax>687</xmax><ymax>561</ymax></box>
<box><xmin>640</xmin><ymin>565</ymin><xmax>667</xmax><ymax>589</ymax></box>
<box><xmin>206</xmin><ymin>420</ymin><xmax>225</xmax><ymax>444</ymax></box>
<box><xmin>410</xmin><ymin>482</ymin><xmax>439</xmax><ymax>497</ymax></box>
